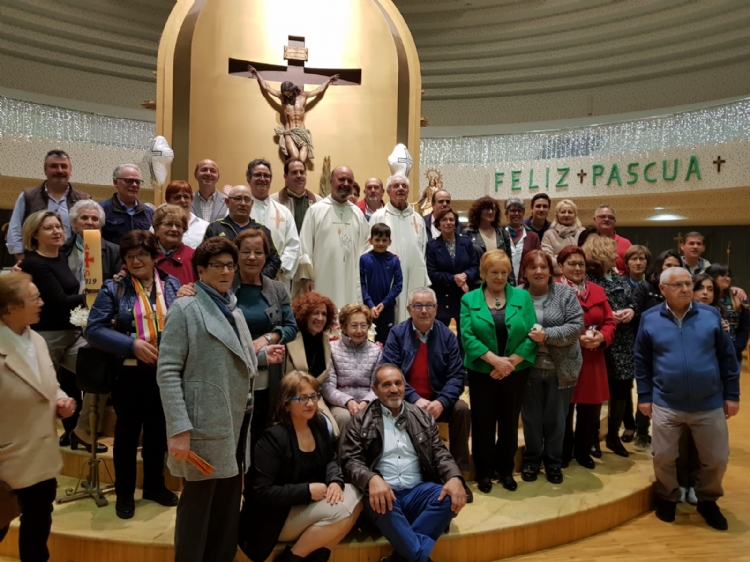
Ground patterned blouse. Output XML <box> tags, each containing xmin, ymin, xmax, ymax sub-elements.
<box><xmin>588</xmin><ymin>272</ymin><xmax>636</xmax><ymax>380</ymax></box>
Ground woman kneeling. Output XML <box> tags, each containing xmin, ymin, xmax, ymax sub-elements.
<box><xmin>239</xmin><ymin>371</ymin><xmax>362</xmax><ymax>562</ymax></box>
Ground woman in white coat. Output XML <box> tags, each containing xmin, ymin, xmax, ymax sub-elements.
<box><xmin>0</xmin><ymin>272</ymin><xmax>75</xmax><ymax>562</ymax></box>
<box><xmin>541</xmin><ymin>199</ymin><xmax>585</xmax><ymax>272</ymax></box>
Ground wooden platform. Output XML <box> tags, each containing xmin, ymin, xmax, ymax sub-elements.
<box><xmin>0</xmin><ymin>447</ymin><xmax>654</xmax><ymax>562</ymax></box>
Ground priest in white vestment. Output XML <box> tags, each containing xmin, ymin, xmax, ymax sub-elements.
<box><xmin>295</xmin><ymin>166</ymin><xmax>369</xmax><ymax>310</ymax></box>
<box><xmin>247</xmin><ymin>159</ymin><xmax>300</xmax><ymax>285</ymax></box>
<box><xmin>369</xmin><ymin>174</ymin><xmax>431</xmax><ymax>322</ymax></box>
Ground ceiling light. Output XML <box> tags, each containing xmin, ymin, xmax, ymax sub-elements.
<box><xmin>647</xmin><ymin>213</ymin><xmax>685</xmax><ymax>221</ymax></box>
<box><xmin>654</xmin><ymin>207</ymin><xmax>664</xmax><ymax>210</ymax></box>
<box><xmin>458</xmin><ymin>216</ymin><xmax>469</xmax><ymax>223</ymax></box>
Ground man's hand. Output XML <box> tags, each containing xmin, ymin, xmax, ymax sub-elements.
<box><xmin>56</xmin><ymin>397</ymin><xmax>76</xmax><ymax>419</ymax></box>
<box><xmin>415</xmin><ymin>398</ymin><xmax>430</xmax><ymax>410</ymax></box>
<box><xmin>330</xmin><ymin>74</ymin><xmax>340</xmax><ymax>83</ymax></box>
<box><xmin>247</xmin><ymin>65</ymin><xmax>258</xmax><ymax>78</ymax></box>
<box><xmin>724</xmin><ymin>400</ymin><xmax>740</xmax><ymax>419</ymax></box>
<box><xmin>325</xmin><ymin>482</ymin><xmax>343</xmax><ymax>505</ymax></box>
<box><xmin>309</xmin><ymin>483</ymin><xmax>327</xmax><ymax>501</ymax></box>
<box><xmin>368</xmin><ymin>475</ymin><xmax>395</xmax><ymax>514</ymax></box>
<box><xmin>265</xmin><ymin>344</ymin><xmax>285</xmax><ymax>364</ymax></box>
<box><xmin>134</xmin><ymin>339</ymin><xmax>159</xmax><ymax>364</ymax></box>
<box><xmin>732</xmin><ymin>286</ymin><xmax>747</xmax><ymax>302</ymax></box>
<box><xmin>169</xmin><ymin>431</ymin><xmax>191</xmax><ymax>461</ymax></box>
<box><xmin>638</xmin><ymin>402</ymin><xmax>652</xmax><ymax>418</ymax></box>
<box><xmin>373</xmin><ymin>303</ymin><xmax>384</xmax><ymax>318</ymax></box>
<box><xmin>438</xmin><ymin>477</ymin><xmax>467</xmax><ymax>514</ymax></box>
<box><xmin>426</xmin><ymin>400</ymin><xmax>444</xmax><ymax>420</ymax></box>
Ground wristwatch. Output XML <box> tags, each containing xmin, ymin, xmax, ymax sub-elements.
<box><xmin>263</xmin><ymin>333</ymin><xmax>273</xmax><ymax>343</ymax></box>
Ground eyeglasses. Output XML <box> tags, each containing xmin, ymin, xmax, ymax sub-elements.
<box><xmin>564</xmin><ymin>262</ymin><xmax>586</xmax><ymax>269</ymax></box>
<box><xmin>159</xmin><ymin>221</ymin><xmax>185</xmax><ymax>230</ymax></box>
<box><xmin>596</xmin><ymin>214</ymin><xmax>616</xmax><ymax>221</ymax></box>
<box><xmin>250</xmin><ymin>173</ymin><xmax>272</xmax><ymax>180</ymax></box>
<box><xmin>229</xmin><ymin>196</ymin><xmax>253</xmax><ymax>204</ymax></box>
<box><xmin>240</xmin><ymin>251</ymin><xmax>265</xmax><ymax>259</ymax></box>
<box><xmin>663</xmin><ymin>282</ymin><xmax>693</xmax><ymax>289</ymax></box>
<box><xmin>124</xmin><ymin>252</ymin><xmax>151</xmax><ymax>262</ymax></box>
<box><xmin>507</xmin><ymin>208</ymin><xmax>525</xmax><ymax>214</ymax></box>
<box><xmin>347</xmin><ymin>323</ymin><xmax>369</xmax><ymax>330</ymax></box>
<box><xmin>410</xmin><ymin>303</ymin><xmax>437</xmax><ymax>311</ymax></box>
<box><xmin>25</xmin><ymin>294</ymin><xmax>43</xmax><ymax>304</ymax></box>
<box><xmin>206</xmin><ymin>261</ymin><xmax>238</xmax><ymax>272</ymax></box>
<box><xmin>291</xmin><ymin>393</ymin><xmax>320</xmax><ymax>405</ymax></box>
<box><xmin>116</xmin><ymin>178</ymin><xmax>143</xmax><ymax>186</ymax></box>
<box><xmin>169</xmin><ymin>194</ymin><xmax>192</xmax><ymax>201</ymax></box>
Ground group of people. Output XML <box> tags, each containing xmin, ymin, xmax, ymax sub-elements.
<box><xmin>0</xmin><ymin>148</ymin><xmax>743</xmax><ymax>562</ymax></box>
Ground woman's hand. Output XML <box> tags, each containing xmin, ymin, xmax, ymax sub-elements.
<box><xmin>454</xmin><ymin>273</ymin><xmax>468</xmax><ymax>286</ymax></box>
<box><xmin>347</xmin><ymin>400</ymin><xmax>360</xmax><ymax>416</ymax></box>
<box><xmin>580</xmin><ymin>330</ymin><xmax>604</xmax><ymax>349</ymax></box>
<box><xmin>722</xmin><ymin>319</ymin><xmax>731</xmax><ymax>332</ymax></box>
<box><xmin>252</xmin><ymin>336</ymin><xmax>268</xmax><ymax>354</ymax></box>
<box><xmin>618</xmin><ymin>308</ymin><xmax>634</xmax><ymax>324</ymax></box>
<box><xmin>56</xmin><ymin>397</ymin><xmax>77</xmax><ymax>419</ymax></box>
<box><xmin>169</xmin><ymin>430</ymin><xmax>191</xmax><ymax>462</ymax></box>
<box><xmin>309</xmin><ymin>482</ymin><xmax>327</xmax><ymax>501</ymax></box>
<box><xmin>177</xmin><ymin>283</ymin><xmax>197</xmax><ymax>298</ymax></box>
<box><xmin>528</xmin><ymin>327</ymin><xmax>546</xmax><ymax>343</ymax></box>
<box><xmin>265</xmin><ymin>344</ymin><xmax>285</xmax><ymax>364</ymax></box>
<box><xmin>134</xmin><ymin>339</ymin><xmax>159</xmax><ymax>364</ymax></box>
<box><xmin>325</xmin><ymin>482</ymin><xmax>344</xmax><ymax>505</ymax></box>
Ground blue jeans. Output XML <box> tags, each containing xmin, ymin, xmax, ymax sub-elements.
<box><xmin>521</xmin><ymin>368</ymin><xmax>574</xmax><ymax>470</ymax></box>
<box><xmin>364</xmin><ymin>482</ymin><xmax>455</xmax><ymax>562</ymax></box>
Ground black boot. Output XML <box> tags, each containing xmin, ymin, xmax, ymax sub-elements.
<box><xmin>275</xmin><ymin>545</ymin><xmax>304</xmax><ymax>562</ymax></box>
<box><xmin>606</xmin><ymin>399</ymin><xmax>629</xmax><ymax>457</ymax></box>
<box><xmin>304</xmin><ymin>548</ymin><xmax>332</xmax><ymax>562</ymax></box>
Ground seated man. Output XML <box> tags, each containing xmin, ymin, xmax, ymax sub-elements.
<box><xmin>382</xmin><ymin>287</ymin><xmax>472</xmax><ymax>500</ymax></box>
<box><xmin>341</xmin><ymin>364</ymin><xmax>467</xmax><ymax>562</ymax></box>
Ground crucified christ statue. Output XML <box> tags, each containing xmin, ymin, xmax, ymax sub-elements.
<box><xmin>248</xmin><ymin>65</ymin><xmax>339</xmax><ymax>163</ymax></box>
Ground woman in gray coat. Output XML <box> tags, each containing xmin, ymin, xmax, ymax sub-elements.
<box><xmin>519</xmin><ymin>250</ymin><xmax>583</xmax><ymax>484</ymax></box>
<box><xmin>157</xmin><ymin>237</ymin><xmax>284</xmax><ymax>562</ymax></box>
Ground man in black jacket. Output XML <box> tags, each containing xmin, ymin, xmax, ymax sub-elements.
<box><xmin>203</xmin><ymin>185</ymin><xmax>281</xmax><ymax>279</ymax></box>
<box><xmin>341</xmin><ymin>364</ymin><xmax>466</xmax><ymax>562</ymax></box>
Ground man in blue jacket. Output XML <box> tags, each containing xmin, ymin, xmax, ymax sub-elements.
<box><xmin>635</xmin><ymin>267</ymin><xmax>740</xmax><ymax>531</ymax></box>
<box><xmin>382</xmin><ymin>287</ymin><xmax>472</xmax><ymax>502</ymax></box>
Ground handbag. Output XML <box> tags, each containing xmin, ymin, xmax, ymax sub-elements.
<box><xmin>75</xmin><ymin>283</ymin><xmax>123</xmax><ymax>395</ymax></box>
<box><xmin>0</xmin><ymin>479</ymin><xmax>20</xmax><ymax>530</ymax></box>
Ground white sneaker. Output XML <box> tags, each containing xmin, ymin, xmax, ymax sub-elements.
<box><xmin>679</xmin><ymin>486</ymin><xmax>686</xmax><ymax>503</ymax></box>
<box><xmin>687</xmin><ymin>487</ymin><xmax>698</xmax><ymax>505</ymax></box>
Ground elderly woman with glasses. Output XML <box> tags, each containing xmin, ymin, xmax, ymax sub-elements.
<box><xmin>85</xmin><ymin>230</ymin><xmax>181</xmax><ymax>520</ymax></box>
<box><xmin>158</xmin><ymin>237</ymin><xmax>284</xmax><ymax>562</ymax></box>
<box><xmin>164</xmin><ymin>180</ymin><xmax>209</xmax><ymax>249</ymax></box>
<box><xmin>504</xmin><ymin>197</ymin><xmax>541</xmax><ymax>286</ymax></box>
<box><xmin>239</xmin><ymin>372</ymin><xmax>362</xmax><ymax>562</ymax></box>
<box><xmin>152</xmin><ymin>204</ymin><xmax>196</xmax><ymax>286</ymax></box>
<box><xmin>460</xmin><ymin>249</ymin><xmax>537</xmax><ymax>493</ymax></box>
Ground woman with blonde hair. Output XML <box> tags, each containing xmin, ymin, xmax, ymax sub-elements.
<box><xmin>239</xmin><ymin>371</ymin><xmax>362</xmax><ymax>562</ymax></box>
<box><xmin>541</xmin><ymin>199</ymin><xmax>584</xmax><ymax>266</ymax></box>
<box><xmin>321</xmin><ymin>303</ymin><xmax>381</xmax><ymax>439</ymax></box>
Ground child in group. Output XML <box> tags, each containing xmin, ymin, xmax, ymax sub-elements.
<box><xmin>360</xmin><ymin>223</ymin><xmax>403</xmax><ymax>344</ymax></box>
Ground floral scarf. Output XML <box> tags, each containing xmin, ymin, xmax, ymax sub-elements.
<box><xmin>132</xmin><ymin>270</ymin><xmax>167</xmax><ymax>345</ymax></box>
<box><xmin>558</xmin><ymin>274</ymin><xmax>589</xmax><ymax>301</ymax></box>
<box><xmin>507</xmin><ymin>224</ymin><xmax>528</xmax><ymax>244</ymax></box>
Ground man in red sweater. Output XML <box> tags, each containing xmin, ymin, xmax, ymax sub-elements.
<box><xmin>594</xmin><ymin>204</ymin><xmax>631</xmax><ymax>274</ymax></box>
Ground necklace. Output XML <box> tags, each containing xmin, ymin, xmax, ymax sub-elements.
<box><xmin>486</xmin><ymin>289</ymin><xmax>506</xmax><ymax>308</ymax></box>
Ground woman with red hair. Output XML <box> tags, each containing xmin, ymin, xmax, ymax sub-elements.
<box><xmin>164</xmin><ymin>180</ymin><xmax>209</xmax><ymax>249</ymax></box>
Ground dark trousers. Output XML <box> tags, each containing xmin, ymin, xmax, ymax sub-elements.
<box><xmin>623</xmin><ymin>390</ymin><xmax>636</xmax><ymax>431</ymax></box>
<box><xmin>607</xmin><ymin>378</ymin><xmax>633</xmax><ymax>443</ymax></box>
<box><xmin>4</xmin><ymin>478</ymin><xmax>57</xmax><ymax>562</ymax></box>
<box><xmin>112</xmin><ymin>365</ymin><xmax>167</xmax><ymax>499</ymax></box>
<box><xmin>177</xmin><ymin>413</ymin><xmax>249</xmax><ymax>562</ymax></box>
<box><xmin>636</xmin><ymin>410</ymin><xmax>651</xmax><ymax>437</ymax></box>
<box><xmin>363</xmin><ymin>482</ymin><xmax>455</xmax><ymax>562</ymax></box>
<box><xmin>373</xmin><ymin>305</ymin><xmax>396</xmax><ymax>345</ymax></box>
<box><xmin>58</xmin><ymin>367</ymin><xmax>81</xmax><ymax>434</ymax></box>
<box><xmin>563</xmin><ymin>403</ymin><xmax>602</xmax><ymax>462</ymax></box>
<box><xmin>521</xmin><ymin>369</ymin><xmax>574</xmax><ymax>470</ymax></box>
<box><xmin>436</xmin><ymin>399</ymin><xmax>472</xmax><ymax>472</ymax></box>
<box><xmin>468</xmin><ymin>368</ymin><xmax>529</xmax><ymax>479</ymax></box>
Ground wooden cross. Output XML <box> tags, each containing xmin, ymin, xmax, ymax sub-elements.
<box><xmin>577</xmin><ymin>169</ymin><xmax>587</xmax><ymax>184</ymax></box>
<box><xmin>713</xmin><ymin>156</ymin><xmax>726</xmax><ymax>173</ymax></box>
<box><xmin>673</xmin><ymin>231</ymin><xmax>684</xmax><ymax>250</ymax></box>
<box><xmin>229</xmin><ymin>36</ymin><xmax>362</xmax><ymax>87</ymax></box>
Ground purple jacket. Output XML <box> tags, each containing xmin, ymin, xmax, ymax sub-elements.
<box><xmin>321</xmin><ymin>336</ymin><xmax>381</xmax><ymax>408</ymax></box>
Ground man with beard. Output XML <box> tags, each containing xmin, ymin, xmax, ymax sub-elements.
<box><xmin>357</xmin><ymin>178</ymin><xmax>386</xmax><ymax>221</ymax></box>
<box><xmin>295</xmin><ymin>166</ymin><xmax>369</xmax><ymax>310</ymax></box>
<box><xmin>341</xmin><ymin>363</ymin><xmax>467</xmax><ymax>562</ymax></box>
<box><xmin>271</xmin><ymin>158</ymin><xmax>321</xmax><ymax>233</ymax></box>
<box><xmin>191</xmin><ymin>159</ymin><xmax>227</xmax><ymax>222</ymax></box>
<box><xmin>7</xmin><ymin>149</ymin><xmax>90</xmax><ymax>260</ymax></box>
<box><xmin>370</xmin><ymin>175</ymin><xmax>431</xmax><ymax>322</ymax></box>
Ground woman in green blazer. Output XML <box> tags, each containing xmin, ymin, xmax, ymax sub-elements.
<box><xmin>460</xmin><ymin>249</ymin><xmax>538</xmax><ymax>494</ymax></box>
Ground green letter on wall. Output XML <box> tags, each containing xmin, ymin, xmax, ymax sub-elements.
<box><xmin>511</xmin><ymin>170</ymin><xmax>522</xmax><ymax>190</ymax></box>
<box><xmin>607</xmin><ymin>164</ymin><xmax>622</xmax><ymax>186</ymax></box>
<box><xmin>663</xmin><ymin>159</ymin><xmax>678</xmax><ymax>181</ymax></box>
<box><xmin>685</xmin><ymin>155</ymin><xmax>702</xmax><ymax>181</ymax></box>
<box><xmin>592</xmin><ymin>164</ymin><xmax>605</xmax><ymax>186</ymax></box>
<box><xmin>495</xmin><ymin>172</ymin><xmax>504</xmax><ymax>192</ymax></box>
<box><xmin>643</xmin><ymin>162</ymin><xmax>657</xmax><ymax>183</ymax></box>
<box><xmin>556</xmin><ymin>167</ymin><xmax>569</xmax><ymax>188</ymax></box>
<box><xmin>627</xmin><ymin>162</ymin><xmax>639</xmax><ymax>185</ymax></box>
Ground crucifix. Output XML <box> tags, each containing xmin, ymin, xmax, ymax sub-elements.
<box><xmin>713</xmin><ymin>156</ymin><xmax>726</xmax><ymax>173</ymax></box>
<box><xmin>577</xmin><ymin>169</ymin><xmax>587</xmax><ymax>184</ymax></box>
<box><xmin>673</xmin><ymin>231</ymin><xmax>684</xmax><ymax>250</ymax></box>
<box><xmin>230</xmin><ymin>36</ymin><xmax>362</xmax><ymax>164</ymax></box>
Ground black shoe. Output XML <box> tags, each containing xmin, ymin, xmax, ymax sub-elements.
<box><xmin>115</xmin><ymin>496</ymin><xmax>135</xmax><ymax>519</ymax></box>
<box><xmin>561</xmin><ymin>457</ymin><xmax>571</xmax><ymax>469</ymax></box>
<box><xmin>500</xmin><ymin>475</ymin><xmax>517</xmax><ymax>491</ymax></box>
<box><xmin>591</xmin><ymin>443</ymin><xmax>602</xmax><ymax>458</ymax></box>
<box><xmin>655</xmin><ymin>499</ymin><xmax>676</xmax><ymax>523</ymax></box>
<box><xmin>546</xmin><ymin>468</ymin><xmax>563</xmax><ymax>484</ymax></box>
<box><xmin>697</xmin><ymin>501</ymin><xmax>728</xmax><ymax>531</ymax></box>
<box><xmin>462</xmin><ymin>483</ymin><xmax>474</xmax><ymax>504</ymax></box>
<box><xmin>521</xmin><ymin>465</ymin><xmax>538</xmax><ymax>482</ymax></box>
<box><xmin>576</xmin><ymin>455</ymin><xmax>596</xmax><ymax>469</ymax></box>
<box><xmin>605</xmin><ymin>437</ymin><xmax>629</xmax><ymax>457</ymax></box>
<box><xmin>142</xmin><ymin>487</ymin><xmax>179</xmax><ymax>507</ymax></box>
<box><xmin>477</xmin><ymin>477</ymin><xmax>492</xmax><ymax>493</ymax></box>
<box><xmin>70</xmin><ymin>431</ymin><xmax>108</xmax><ymax>454</ymax></box>
<box><xmin>59</xmin><ymin>432</ymin><xmax>70</xmax><ymax>447</ymax></box>
<box><xmin>621</xmin><ymin>429</ymin><xmax>635</xmax><ymax>443</ymax></box>
<box><xmin>277</xmin><ymin>545</ymin><xmax>305</xmax><ymax>562</ymax></box>
<box><xmin>304</xmin><ymin>548</ymin><xmax>331</xmax><ymax>562</ymax></box>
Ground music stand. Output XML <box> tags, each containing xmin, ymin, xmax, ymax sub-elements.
<box><xmin>57</xmin><ymin>395</ymin><xmax>115</xmax><ymax>507</ymax></box>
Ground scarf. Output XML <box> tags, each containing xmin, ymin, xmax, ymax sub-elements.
<box><xmin>158</xmin><ymin>241</ymin><xmax>178</xmax><ymax>259</ymax></box>
<box><xmin>558</xmin><ymin>275</ymin><xmax>589</xmax><ymax>301</ymax></box>
<box><xmin>552</xmin><ymin>223</ymin><xmax>580</xmax><ymax>240</ymax></box>
<box><xmin>70</xmin><ymin>234</ymin><xmax>86</xmax><ymax>292</ymax></box>
<box><xmin>507</xmin><ymin>224</ymin><xmax>527</xmax><ymax>244</ymax></box>
<box><xmin>133</xmin><ymin>269</ymin><xmax>167</xmax><ymax>345</ymax></box>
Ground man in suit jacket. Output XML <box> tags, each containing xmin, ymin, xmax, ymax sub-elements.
<box><xmin>424</xmin><ymin>189</ymin><xmax>463</xmax><ymax>240</ymax></box>
<box><xmin>505</xmin><ymin>197</ymin><xmax>540</xmax><ymax>285</ymax></box>
<box><xmin>191</xmin><ymin>159</ymin><xmax>227</xmax><ymax>223</ymax></box>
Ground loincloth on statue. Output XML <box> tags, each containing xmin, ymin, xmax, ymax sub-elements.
<box><xmin>275</xmin><ymin>126</ymin><xmax>315</xmax><ymax>160</ymax></box>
